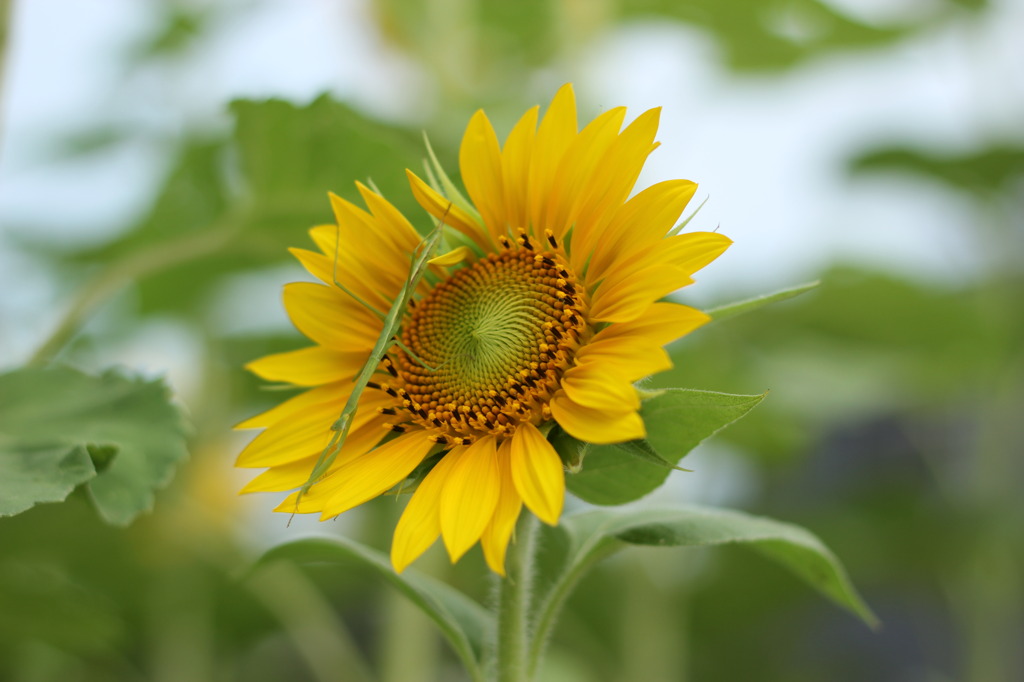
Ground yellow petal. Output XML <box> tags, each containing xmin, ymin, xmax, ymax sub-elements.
<box><xmin>322</xmin><ymin>197</ymin><xmax>410</xmax><ymax>301</ymax></box>
<box><xmin>542</xmin><ymin>107</ymin><xmax>626</xmax><ymax>240</ymax></box>
<box><xmin>528</xmin><ymin>84</ymin><xmax>577</xmax><ymax>232</ymax></box>
<box><xmin>509</xmin><ymin>423</ymin><xmax>564</xmax><ymax>526</ymax></box>
<box><xmin>550</xmin><ymin>392</ymin><xmax>646</xmax><ymax>445</ymax></box>
<box><xmin>235</xmin><ymin>401</ymin><xmax>338</xmax><ymax>468</ymax></box>
<box><xmin>288</xmin><ymin>244</ymin><xmax>335</xmax><ymax>286</ymax></box>
<box><xmin>245</xmin><ymin>346</ymin><xmax>366</xmax><ymax>386</ymax></box>
<box><xmin>568</xmin><ymin>107</ymin><xmax>661</xmax><ymax>257</ymax></box>
<box><xmin>390</xmin><ymin>448</ymin><xmax>462</xmax><ymax>573</ymax></box>
<box><xmin>289</xmin><ymin>244</ymin><xmax>398</xmax><ymax>308</ymax></box>
<box><xmin>236</xmin><ymin>390</ymin><xmax>393</xmax><ymax>468</ymax></box>
<box><xmin>592</xmin><ymin>302</ymin><xmax>710</xmax><ymax>347</ymax></box>
<box><xmin>574</xmin><ymin>337</ymin><xmax>673</xmax><ymax>381</ymax></box>
<box><xmin>282</xmin><ymin>281</ymin><xmax>381</xmax><ymax>352</ymax></box>
<box><xmin>580</xmin><ymin>179</ymin><xmax>696</xmax><ymax>282</ymax></box>
<box><xmin>601</xmin><ymin>232</ymin><xmax>733</xmax><ymax>295</ymax></box>
<box><xmin>328</xmin><ymin>192</ymin><xmax>408</xmax><ymax>265</ymax></box>
<box><xmin>501</xmin><ymin>105</ymin><xmax>539</xmax><ymax>231</ymax></box>
<box><xmin>241</xmin><ymin>456</ymin><xmax>323</xmax><ymax>494</ymax></box>
<box><xmin>406</xmin><ymin>170</ymin><xmax>489</xmax><ymax>251</ymax></box>
<box><xmin>428</xmin><ymin>246</ymin><xmax>475</xmax><ymax>267</ymax></box>
<box><xmin>459</xmin><ymin>110</ymin><xmax>506</xmax><ymax>243</ymax></box>
<box><xmin>239</xmin><ymin>416</ymin><xmax>390</xmax><ymax>492</ymax></box>
<box><xmin>300</xmin><ymin>228</ymin><xmax>398</xmax><ymax>312</ymax></box>
<box><xmin>668</xmin><ymin>231</ymin><xmax>733</xmax><ymax>276</ymax></box>
<box><xmin>355</xmin><ymin>181</ymin><xmax>423</xmax><ymax>255</ymax></box>
<box><xmin>439</xmin><ymin>436</ymin><xmax>501</xmax><ymax>562</ymax></box>
<box><xmin>589</xmin><ymin>264</ymin><xmax>693</xmax><ymax>323</ymax></box>
<box><xmin>235</xmin><ymin>381</ymin><xmax>350</xmax><ymax>430</ymax></box>
<box><xmin>560</xmin><ymin>364</ymin><xmax>640</xmax><ymax>412</ymax></box>
<box><xmin>281</xmin><ymin>430</ymin><xmax>433</xmax><ymax>519</ymax></box>
<box><xmin>480</xmin><ymin>439</ymin><xmax>523</xmax><ymax>575</ymax></box>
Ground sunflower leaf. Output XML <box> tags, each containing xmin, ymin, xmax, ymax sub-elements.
<box><xmin>0</xmin><ymin>445</ymin><xmax>97</xmax><ymax>518</ymax></box>
<box><xmin>566</xmin><ymin>389</ymin><xmax>764</xmax><ymax>505</ymax></box>
<box><xmin>257</xmin><ymin>537</ymin><xmax>491</xmax><ymax>681</ymax></box>
<box><xmin>0</xmin><ymin>366</ymin><xmax>190</xmax><ymax>523</ymax></box>
<box><xmin>706</xmin><ymin>281</ymin><xmax>820</xmax><ymax>321</ymax></box>
<box><xmin>529</xmin><ymin>505</ymin><xmax>876</xmax><ymax>676</ymax></box>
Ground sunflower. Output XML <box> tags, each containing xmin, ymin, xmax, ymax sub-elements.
<box><xmin>237</xmin><ymin>84</ymin><xmax>731</xmax><ymax>575</ymax></box>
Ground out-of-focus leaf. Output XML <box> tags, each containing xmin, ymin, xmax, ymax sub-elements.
<box><xmin>567</xmin><ymin>390</ymin><xmax>764</xmax><ymax>505</ymax></box>
<box><xmin>134</xmin><ymin>6</ymin><xmax>207</xmax><ymax>57</ymax></box>
<box><xmin>56</xmin><ymin>140</ymin><xmax>234</xmax><ymax>316</ymax></box>
<box><xmin>57</xmin><ymin>96</ymin><xmax>435</xmax><ymax>320</ymax></box>
<box><xmin>529</xmin><ymin>505</ymin><xmax>876</xmax><ymax>676</ymax></box>
<box><xmin>707</xmin><ymin>281</ymin><xmax>819</xmax><ymax>321</ymax></box>
<box><xmin>851</xmin><ymin>145</ymin><xmax>1024</xmax><ymax>195</ymax></box>
<box><xmin>0</xmin><ymin>366</ymin><xmax>190</xmax><ymax>524</ymax></box>
<box><xmin>232</xmin><ymin>96</ymin><xmax>425</xmax><ymax>221</ymax></box>
<box><xmin>0</xmin><ymin>561</ymin><xmax>124</xmax><ymax>654</ymax></box>
<box><xmin>0</xmin><ymin>446</ymin><xmax>96</xmax><ymax>517</ymax></box>
<box><xmin>618</xmin><ymin>0</ymin><xmax>958</xmax><ymax>72</ymax></box>
<box><xmin>258</xmin><ymin>536</ymin><xmax>492</xmax><ymax>682</ymax></box>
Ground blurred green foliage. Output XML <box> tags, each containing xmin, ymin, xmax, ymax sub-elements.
<box><xmin>53</xmin><ymin>97</ymin><xmax>429</xmax><ymax>319</ymax></box>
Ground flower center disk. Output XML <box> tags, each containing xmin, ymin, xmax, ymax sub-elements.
<box><xmin>392</xmin><ymin>247</ymin><xmax>586</xmax><ymax>441</ymax></box>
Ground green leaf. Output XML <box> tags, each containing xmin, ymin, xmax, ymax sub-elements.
<box><xmin>258</xmin><ymin>537</ymin><xmax>492</xmax><ymax>682</ymax></box>
<box><xmin>707</xmin><ymin>281</ymin><xmax>820</xmax><ymax>322</ymax></box>
<box><xmin>582</xmin><ymin>506</ymin><xmax>876</xmax><ymax>624</ymax></box>
<box><xmin>0</xmin><ymin>366</ymin><xmax>190</xmax><ymax>524</ymax></box>
<box><xmin>566</xmin><ymin>389</ymin><xmax>764</xmax><ymax>505</ymax></box>
<box><xmin>529</xmin><ymin>504</ymin><xmax>876</xmax><ymax>676</ymax></box>
<box><xmin>0</xmin><ymin>445</ymin><xmax>96</xmax><ymax>517</ymax></box>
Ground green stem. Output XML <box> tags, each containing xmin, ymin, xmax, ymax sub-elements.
<box><xmin>496</xmin><ymin>513</ymin><xmax>539</xmax><ymax>682</ymax></box>
<box><xmin>28</xmin><ymin>219</ymin><xmax>240</xmax><ymax>367</ymax></box>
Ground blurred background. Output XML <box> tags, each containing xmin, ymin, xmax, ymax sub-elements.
<box><xmin>1</xmin><ymin>0</ymin><xmax>1022</xmax><ymax>680</ymax></box>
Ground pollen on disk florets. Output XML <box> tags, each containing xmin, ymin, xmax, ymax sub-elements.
<box><xmin>373</xmin><ymin>236</ymin><xmax>587</xmax><ymax>443</ymax></box>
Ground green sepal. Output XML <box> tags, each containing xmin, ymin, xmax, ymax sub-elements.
<box><xmin>422</xmin><ymin>132</ymin><xmax>482</xmax><ymax>226</ymax></box>
<box><xmin>707</xmin><ymin>280</ymin><xmax>820</xmax><ymax>322</ymax></box>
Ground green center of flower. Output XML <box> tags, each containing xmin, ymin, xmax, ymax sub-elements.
<box><xmin>385</xmin><ymin>245</ymin><xmax>586</xmax><ymax>442</ymax></box>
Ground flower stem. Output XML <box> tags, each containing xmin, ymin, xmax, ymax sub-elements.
<box><xmin>496</xmin><ymin>512</ymin><xmax>539</xmax><ymax>682</ymax></box>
